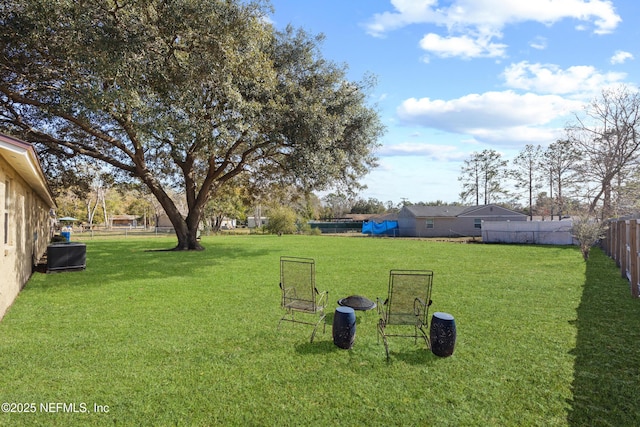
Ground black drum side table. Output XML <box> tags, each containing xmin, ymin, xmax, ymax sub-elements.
<box><xmin>430</xmin><ymin>312</ymin><xmax>456</xmax><ymax>357</ymax></box>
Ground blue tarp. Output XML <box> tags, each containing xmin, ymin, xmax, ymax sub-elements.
<box><xmin>362</xmin><ymin>220</ymin><xmax>399</xmax><ymax>236</ymax></box>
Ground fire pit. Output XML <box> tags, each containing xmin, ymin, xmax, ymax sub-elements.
<box><xmin>337</xmin><ymin>295</ymin><xmax>376</xmax><ymax>311</ymax></box>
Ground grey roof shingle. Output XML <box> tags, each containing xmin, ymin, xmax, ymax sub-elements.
<box><xmin>402</xmin><ymin>204</ymin><xmax>525</xmax><ymax>218</ymax></box>
<box><xmin>403</xmin><ymin>205</ymin><xmax>472</xmax><ymax>217</ymax></box>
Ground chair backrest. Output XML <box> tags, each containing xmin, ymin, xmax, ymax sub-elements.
<box><xmin>383</xmin><ymin>270</ymin><xmax>433</xmax><ymax>325</ymax></box>
<box><xmin>280</xmin><ymin>256</ymin><xmax>318</xmax><ymax>311</ymax></box>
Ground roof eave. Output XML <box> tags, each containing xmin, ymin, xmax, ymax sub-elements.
<box><xmin>0</xmin><ymin>133</ymin><xmax>56</xmax><ymax>208</ymax></box>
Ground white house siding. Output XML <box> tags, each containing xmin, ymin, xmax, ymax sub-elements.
<box><xmin>0</xmin><ymin>134</ymin><xmax>55</xmax><ymax>320</ymax></box>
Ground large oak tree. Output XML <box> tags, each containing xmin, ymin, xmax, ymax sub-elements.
<box><xmin>0</xmin><ymin>0</ymin><xmax>383</xmax><ymax>249</ymax></box>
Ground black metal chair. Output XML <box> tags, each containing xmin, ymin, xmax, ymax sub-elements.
<box><xmin>377</xmin><ymin>270</ymin><xmax>434</xmax><ymax>360</ymax></box>
<box><xmin>278</xmin><ymin>256</ymin><xmax>328</xmax><ymax>343</ymax></box>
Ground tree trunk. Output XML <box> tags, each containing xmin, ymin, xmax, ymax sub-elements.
<box><xmin>213</xmin><ymin>215</ymin><xmax>222</xmax><ymax>233</ymax></box>
<box><xmin>100</xmin><ymin>188</ymin><xmax>108</xmax><ymax>229</ymax></box>
<box><xmin>556</xmin><ymin>173</ymin><xmax>561</xmax><ymax>220</ymax></box>
<box><xmin>173</xmin><ymin>226</ymin><xmax>202</xmax><ymax>250</ymax></box>
<box><xmin>528</xmin><ymin>168</ymin><xmax>533</xmax><ymax>221</ymax></box>
<box><xmin>140</xmin><ymin>172</ymin><xmax>205</xmax><ymax>251</ymax></box>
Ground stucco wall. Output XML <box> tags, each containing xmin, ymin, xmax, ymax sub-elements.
<box><xmin>0</xmin><ymin>156</ymin><xmax>53</xmax><ymax>320</ymax></box>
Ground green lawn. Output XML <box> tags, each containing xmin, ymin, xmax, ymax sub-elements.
<box><xmin>0</xmin><ymin>235</ymin><xmax>638</xmax><ymax>426</ymax></box>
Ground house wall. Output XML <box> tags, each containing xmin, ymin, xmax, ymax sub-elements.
<box><xmin>0</xmin><ymin>157</ymin><xmax>53</xmax><ymax>320</ymax></box>
<box><xmin>155</xmin><ymin>213</ymin><xmax>174</xmax><ymax>231</ymax></box>
<box><xmin>399</xmin><ymin>213</ymin><xmax>463</xmax><ymax>237</ymax></box>
<box><xmin>398</xmin><ymin>205</ymin><xmax>527</xmax><ymax>237</ymax></box>
<box><xmin>398</xmin><ymin>209</ymin><xmax>418</xmax><ymax>237</ymax></box>
<box><xmin>247</xmin><ymin>216</ymin><xmax>269</xmax><ymax>228</ymax></box>
<box><xmin>398</xmin><ymin>210</ymin><xmax>482</xmax><ymax>237</ymax></box>
<box><xmin>111</xmin><ymin>217</ymin><xmax>138</xmax><ymax>227</ymax></box>
<box><xmin>447</xmin><ymin>217</ymin><xmax>482</xmax><ymax>237</ymax></box>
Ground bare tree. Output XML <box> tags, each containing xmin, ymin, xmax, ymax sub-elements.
<box><xmin>567</xmin><ymin>86</ymin><xmax>640</xmax><ymax>219</ymax></box>
<box><xmin>616</xmin><ymin>168</ymin><xmax>640</xmax><ymax>213</ymax></box>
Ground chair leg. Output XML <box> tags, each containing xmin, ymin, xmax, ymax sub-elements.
<box><xmin>277</xmin><ymin>313</ymin><xmax>288</xmax><ymax>330</ymax></box>
<box><xmin>382</xmin><ymin>334</ymin><xmax>390</xmax><ymax>361</ymax></box>
<box><xmin>418</xmin><ymin>325</ymin><xmax>430</xmax><ymax>349</ymax></box>
<box><xmin>309</xmin><ymin>313</ymin><xmax>326</xmax><ymax>343</ymax></box>
<box><xmin>378</xmin><ymin>321</ymin><xmax>390</xmax><ymax>361</ymax></box>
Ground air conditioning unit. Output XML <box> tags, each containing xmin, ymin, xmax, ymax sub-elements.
<box><xmin>47</xmin><ymin>242</ymin><xmax>86</xmax><ymax>272</ymax></box>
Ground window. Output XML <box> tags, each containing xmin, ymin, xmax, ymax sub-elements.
<box><xmin>474</xmin><ymin>218</ymin><xmax>482</xmax><ymax>229</ymax></box>
<box><xmin>426</xmin><ymin>219</ymin><xmax>434</xmax><ymax>229</ymax></box>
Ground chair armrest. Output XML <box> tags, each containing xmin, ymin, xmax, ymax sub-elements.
<box><xmin>280</xmin><ymin>284</ymin><xmax>296</xmax><ymax>302</ymax></box>
<box><xmin>414</xmin><ymin>297</ymin><xmax>427</xmax><ymax>316</ymax></box>
<box><xmin>315</xmin><ymin>289</ymin><xmax>329</xmax><ymax>308</ymax></box>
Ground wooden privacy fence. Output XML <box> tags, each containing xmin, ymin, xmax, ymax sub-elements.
<box><xmin>601</xmin><ymin>217</ymin><xmax>640</xmax><ymax>298</ymax></box>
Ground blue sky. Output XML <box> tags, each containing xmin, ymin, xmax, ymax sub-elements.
<box><xmin>268</xmin><ymin>0</ymin><xmax>640</xmax><ymax>205</ymax></box>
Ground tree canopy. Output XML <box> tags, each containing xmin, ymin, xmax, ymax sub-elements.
<box><xmin>511</xmin><ymin>144</ymin><xmax>543</xmax><ymax>220</ymax></box>
<box><xmin>0</xmin><ymin>0</ymin><xmax>383</xmax><ymax>249</ymax></box>
<box><xmin>458</xmin><ymin>149</ymin><xmax>509</xmax><ymax>206</ymax></box>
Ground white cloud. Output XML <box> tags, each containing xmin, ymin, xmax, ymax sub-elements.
<box><xmin>502</xmin><ymin>61</ymin><xmax>627</xmax><ymax>96</ymax></box>
<box><xmin>366</xmin><ymin>0</ymin><xmax>620</xmax><ymax>36</ymax></box>
<box><xmin>398</xmin><ymin>91</ymin><xmax>581</xmax><ymax>127</ymax></box>
<box><xmin>379</xmin><ymin>142</ymin><xmax>467</xmax><ymax>161</ymax></box>
<box><xmin>610</xmin><ymin>50</ymin><xmax>634</xmax><ymax>65</ymax></box>
<box><xmin>396</xmin><ymin>91</ymin><xmax>583</xmax><ymax>145</ymax></box>
<box><xmin>365</xmin><ymin>0</ymin><xmax>620</xmax><ymax>58</ymax></box>
<box><xmin>419</xmin><ymin>32</ymin><xmax>507</xmax><ymax>59</ymax></box>
<box><xmin>444</xmin><ymin>0</ymin><xmax>620</xmax><ymax>34</ymax></box>
<box><xmin>365</xmin><ymin>0</ymin><xmax>442</xmax><ymax>37</ymax></box>
<box><xmin>529</xmin><ymin>36</ymin><xmax>547</xmax><ymax>50</ymax></box>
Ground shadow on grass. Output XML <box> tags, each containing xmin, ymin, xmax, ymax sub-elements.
<box><xmin>304</xmin><ymin>311</ymin><xmax>436</xmax><ymax>364</ymax></box>
<box><xmin>390</xmin><ymin>347</ymin><xmax>437</xmax><ymax>365</ymax></box>
<box><xmin>33</xmin><ymin>239</ymin><xmax>275</xmax><ymax>287</ymax></box>
<box><xmin>295</xmin><ymin>339</ymin><xmax>336</xmax><ymax>355</ymax></box>
<box><xmin>567</xmin><ymin>248</ymin><xmax>640</xmax><ymax>426</ymax></box>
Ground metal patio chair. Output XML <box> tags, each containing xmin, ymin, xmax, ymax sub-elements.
<box><xmin>377</xmin><ymin>270</ymin><xmax>434</xmax><ymax>360</ymax></box>
<box><xmin>278</xmin><ymin>256</ymin><xmax>328</xmax><ymax>343</ymax></box>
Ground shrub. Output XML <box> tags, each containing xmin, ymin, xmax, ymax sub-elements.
<box><xmin>572</xmin><ymin>216</ymin><xmax>607</xmax><ymax>260</ymax></box>
<box><xmin>265</xmin><ymin>206</ymin><xmax>297</xmax><ymax>235</ymax></box>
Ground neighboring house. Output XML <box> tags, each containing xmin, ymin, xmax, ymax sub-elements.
<box><xmin>0</xmin><ymin>133</ymin><xmax>56</xmax><ymax>320</ymax></box>
<box><xmin>218</xmin><ymin>218</ymin><xmax>236</xmax><ymax>229</ymax></box>
<box><xmin>155</xmin><ymin>213</ymin><xmax>174</xmax><ymax>231</ymax></box>
<box><xmin>110</xmin><ymin>214</ymin><xmax>139</xmax><ymax>228</ymax></box>
<box><xmin>398</xmin><ymin>205</ymin><xmax>527</xmax><ymax>238</ymax></box>
<box><xmin>247</xmin><ymin>216</ymin><xmax>269</xmax><ymax>228</ymax></box>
